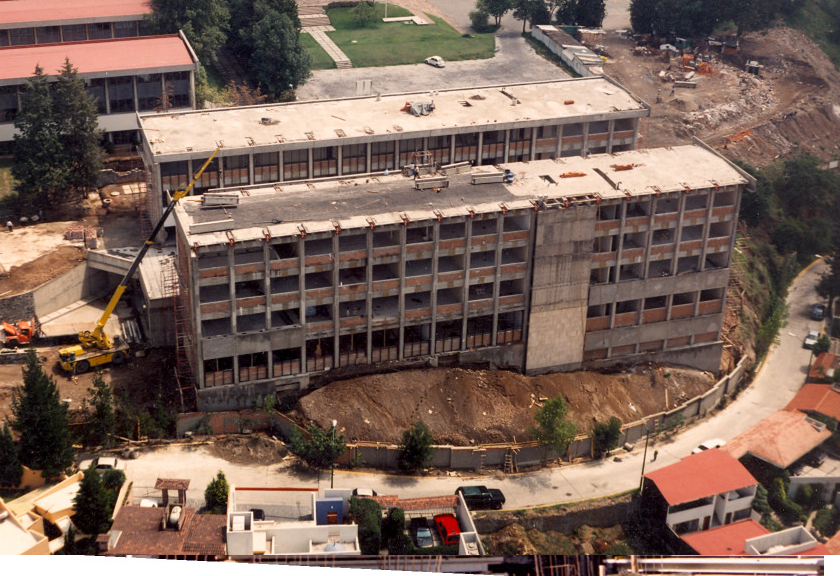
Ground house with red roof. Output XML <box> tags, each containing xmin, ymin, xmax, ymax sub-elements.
<box><xmin>681</xmin><ymin>519</ymin><xmax>828</xmax><ymax>556</ymax></box>
<box><xmin>643</xmin><ymin>448</ymin><xmax>759</xmax><ymax>535</ymax></box>
<box><xmin>786</xmin><ymin>383</ymin><xmax>840</xmax><ymax>421</ymax></box>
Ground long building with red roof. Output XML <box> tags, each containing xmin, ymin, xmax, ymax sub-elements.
<box><xmin>0</xmin><ymin>33</ymin><xmax>198</xmax><ymax>149</ymax></box>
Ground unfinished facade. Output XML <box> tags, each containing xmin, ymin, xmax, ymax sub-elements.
<box><xmin>170</xmin><ymin>143</ymin><xmax>752</xmax><ymax>411</ymax></box>
<box><xmin>139</xmin><ymin>77</ymin><xmax>650</xmax><ymax>237</ymax></box>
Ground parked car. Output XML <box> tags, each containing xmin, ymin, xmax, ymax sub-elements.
<box><xmin>352</xmin><ymin>488</ymin><xmax>377</xmax><ymax>498</ymax></box>
<box><xmin>424</xmin><ymin>55</ymin><xmax>445</xmax><ymax>68</ymax></box>
<box><xmin>90</xmin><ymin>456</ymin><xmax>121</xmax><ymax>474</ymax></box>
<box><xmin>433</xmin><ymin>513</ymin><xmax>461</xmax><ymax>546</ymax></box>
<box><xmin>691</xmin><ymin>439</ymin><xmax>726</xmax><ymax>454</ymax></box>
<box><xmin>811</xmin><ymin>304</ymin><xmax>827</xmax><ymax>320</ymax></box>
<box><xmin>804</xmin><ymin>329</ymin><xmax>821</xmax><ymax>349</ymax></box>
<box><xmin>455</xmin><ymin>485</ymin><xmax>506</xmax><ymax>510</ymax></box>
<box><xmin>410</xmin><ymin>517</ymin><xmax>434</xmax><ymax>548</ymax></box>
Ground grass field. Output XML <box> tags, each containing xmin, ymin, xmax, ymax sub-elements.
<box><xmin>0</xmin><ymin>157</ymin><xmax>13</xmax><ymax>196</ymax></box>
<box><xmin>300</xmin><ymin>33</ymin><xmax>336</xmax><ymax>70</ymax></box>
<box><xmin>323</xmin><ymin>5</ymin><xmax>495</xmax><ymax>67</ymax></box>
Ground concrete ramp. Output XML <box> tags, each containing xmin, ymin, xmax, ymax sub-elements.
<box><xmin>87</xmin><ymin>248</ymin><xmax>138</xmax><ymax>274</ymax></box>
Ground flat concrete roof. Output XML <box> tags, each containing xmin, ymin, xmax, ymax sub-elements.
<box><xmin>0</xmin><ymin>0</ymin><xmax>150</xmax><ymax>28</ymax></box>
<box><xmin>176</xmin><ymin>144</ymin><xmax>748</xmax><ymax>249</ymax></box>
<box><xmin>0</xmin><ymin>35</ymin><xmax>195</xmax><ymax>84</ymax></box>
<box><xmin>141</xmin><ymin>77</ymin><xmax>649</xmax><ymax>158</ymax></box>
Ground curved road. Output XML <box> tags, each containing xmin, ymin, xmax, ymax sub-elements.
<box><xmin>120</xmin><ymin>260</ymin><xmax>827</xmax><ymax>510</ymax></box>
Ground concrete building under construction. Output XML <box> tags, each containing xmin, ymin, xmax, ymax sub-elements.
<box><xmin>167</xmin><ymin>143</ymin><xmax>751</xmax><ymax>411</ymax></box>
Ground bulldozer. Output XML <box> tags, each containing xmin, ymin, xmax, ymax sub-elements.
<box><xmin>58</xmin><ymin>149</ymin><xmax>219</xmax><ymax>374</ymax></box>
<box><xmin>1</xmin><ymin>318</ymin><xmax>39</xmax><ymax>348</ymax></box>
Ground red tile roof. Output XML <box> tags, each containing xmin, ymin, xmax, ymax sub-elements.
<box><xmin>369</xmin><ymin>495</ymin><xmax>459</xmax><ymax>511</ymax></box>
<box><xmin>0</xmin><ymin>35</ymin><xmax>195</xmax><ymax>82</ymax></box>
<box><xmin>825</xmin><ymin>529</ymin><xmax>840</xmax><ymax>555</ymax></box>
<box><xmin>644</xmin><ymin>448</ymin><xmax>757</xmax><ymax>506</ymax></box>
<box><xmin>155</xmin><ymin>478</ymin><xmax>190</xmax><ymax>491</ymax></box>
<box><xmin>105</xmin><ymin>506</ymin><xmax>226</xmax><ymax>557</ymax></box>
<box><xmin>785</xmin><ymin>384</ymin><xmax>840</xmax><ymax>420</ymax></box>
<box><xmin>0</xmin><ymin>0</ymin><xmax>150</xmax><ymax>27</ymax></box>
<box><xmin>807</xmin><ymin>353</ymin><xmax>836</xmax><ymax>382</ymax></box>
<box><xmin>681</xmin><ymin>519</ymin><xmax>770</xmax><ymax>555</ymax></box>
<box><xmin>722</xmin><ymin>410</ymin><xmax>832</xmax><ymax>469</ymax></box>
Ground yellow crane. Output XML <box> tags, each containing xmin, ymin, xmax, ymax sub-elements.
<box><xmin>59</xmin><ymin>149</ymin><xmax>220</xmax><ymax>374</ymax></box>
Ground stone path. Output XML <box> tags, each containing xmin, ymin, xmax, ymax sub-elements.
<box><xmin>307</xmin><ymin>29</ymin><xmax>352</xmax><ymax>69</ymax></box>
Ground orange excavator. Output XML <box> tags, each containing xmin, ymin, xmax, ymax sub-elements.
<box><xmin>1</xmin><ymin>318</ymin><xmax>39</xmax><ymax>347</ymax></box>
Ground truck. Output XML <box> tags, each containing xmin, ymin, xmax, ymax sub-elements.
<box><xmin>1</xmin><ymin>318</ymin><xmax>39</xmax><ymax>348</ymax></box>
<box><xmin>455</xmin><ymin>485</ymin><xmax>506</xmax><ymax>510</ymax></box>
<box><xmin>58</xmin><ymin>149</ymin><xmax>219</xmax><ymax>374</ymax></box>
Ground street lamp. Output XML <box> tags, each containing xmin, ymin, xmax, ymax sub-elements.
<box><xmin>330</xmin><ymin>419</ymin><xmax>338</xmax><ymax>489</ymax></box>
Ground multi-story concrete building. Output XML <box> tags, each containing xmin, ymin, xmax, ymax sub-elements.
<box><xmin>169</xmin><ymin>142</ymin><xmax>751</xmax><ymax>410</ymax></box>
<box><xmin>0</xmin><ymin>0</ymin><xmax>152</xmax><ymax>47</ymax></box>
<box><xmin>0</xmin><ymin>33</ymin><xmax>198</xmax><ymax>150</ymax></box>
<box><xmin>138</xmin><ymin>77</ymin><xmax>651</xmax><ymax>235</ymax></box>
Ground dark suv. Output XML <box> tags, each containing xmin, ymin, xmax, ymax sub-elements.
<box><xmin>456</xmin><ymin>485</ymin><xmax>506</xmax><ymax>510</ymax></box>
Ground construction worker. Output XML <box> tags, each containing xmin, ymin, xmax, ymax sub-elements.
<box><xmin>6</xmin><ymin>219</ymin><xmax>12</xmax><ymax>232</ymax></box>
<box><xmin>670</xmin><ymin>85</ymin><xmax>676</xmax><ymax>97</ymax></box>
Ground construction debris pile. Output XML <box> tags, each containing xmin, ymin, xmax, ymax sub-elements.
<box><xmin>682</xmin><ymin>69</ymin><xmax>777</xmax><ymax>133</ymax></box>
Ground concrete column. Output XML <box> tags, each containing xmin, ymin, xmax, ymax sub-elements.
<box><xmin>365</xmin><ymin>228</ymin><xmax>373</xmax><ymax>361</ymax></box>
<box><xmin>491</xmin><ymin>215</ymin><xmax>503</xmax><ymax>346</ymax></box>
<box><xmin>476</xmin><ymin>132</ymin><xmax>484</xmax><ymax>166</ymax></box>
<box><xmin>670</xmin><ymin>191</ymin><xmax>688</xmax><ymax>276</ymax></box>
<box><xmin>449</xmin><ymin>134</ymin><xmax>456</xmax><ymax>161</ymax></box>
<box><xmin>503</xmin><ymin>129</ymin><xmax>510</xmax><ymax>163</ymax></box>
<box><xmin>132</xmin><ymin>76</ymin><xmax>139</xmax><ymax>112</ymax></box>
<box><xmin>461</xmin><ymin>217</ymin><xmax>473</xmax><ymax>350</ymax></box>
<box><xmin>191</xmin><ymin>249</ymin><xmax>204</xmax><ymax>388</ymax></box>
<box><xmin>227</xmin><ymin>244</ymin><xmax>238</xmax><ymax>381</ymax></box>
<box><xmin>614</xmin><ymin>200</ymin><xmax>627</xmax><ymax>277</ymax></box>
<box><xmin>365</xmin><ymin>142</ymin><xmax>372</xmax><ymax>174</ymax></box>
<box><xmin>632</xmin><ymin>117</ymin><xmax>640</xmax><ymax>150</ymax></box>
<box><xmin>606</xmin><ymin>119</ymin><xmax>615</xmax><ymax>154</ymax></box>
<box><xmin>529</xmin><ymin>128</ymin><xmax>537</xmax><ymax>161</ymax></box>
<box><xmin>263</xmin><ymin>242</ymin><xmax>271</xmax><ymax>329</ymax></box>
<box><xmin>337</xmin><ymin>145</ymin><xmax>343</xmax><ymax>177</ymax></box>
<box><xmin>393</xmin><ymin>141</ymin><xmax>399</xmax><ymax>169</ymax></box>
<box><xmin>430</xmin><ymin>219</ymin><xmax>440</xmax><ymax>356</ymax></box>
<box><xmin>699</xmin><ymin>189</ymin><xmax>716</xmax><ymax>272</ymax></box>
<box><xmin>716</xmin><ymin>185</ymin><xmax>744</xmax><ymax>339</ymax></box>
<box><xmin>520</xmin><ymin>209</ymin><xmax>537</xmax><ymax>368</ymax></box>
<box><xmin>582</xmin><ymin>122</ymin><xmax>590</xmax><ymax>156</ymax></box>
<box><xmin>189</xmin><ymin>70</ymin><xmax>196</xmax><ymax>110</ymax></box>
<box><xmin>298</xmin><ymin>236</ymin><xmax>307</xmax><ymax>371</ymax></box>
<box><xmin>217</xmin><ymin>156</ymin><xmax>224</xmax><ymax>188</ymax></box>
<box><xmin>642</xmin><ymin>195</ymin><xmax>658</xmax><ymax>279</ymax></box>
<box><xmin>554</xmin><ymin>124</ymin><xmax>564</xmax><ymax>158</ymax></box>
<box><xmin>278</xmin><ymin>150</ymin><xmax>285</xmax><ymax>182</ymax></box>
<box><xmin>332</xmin><ymin>233</ymin><xmax>340</xmax><ymax>367</ymax></box>
<box><xmin>398</xmin><ymin>225</ymin><xmax>407</xmax><ymax>360</ymax></box>
<box><xmin>307</xmin><ymin>148</ymin><xmax>313</xmax><ymax>180</ymax></box>
<box><xmin>248</xmin><ymin>153</ymin><xmax>255</xmax><ymax>185</ymax></box>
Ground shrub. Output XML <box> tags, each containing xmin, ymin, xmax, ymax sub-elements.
<box><xmin>591</xmin><ymin>416</ymin><xmax>622</xmax><ymax>458</ymax></box>
<box><xmin>388</xmin><ymin>532</ymin><xmax>415</xmax><ymax>555</ymax></box>
<box><xmin>204</xmin><ymin>470</ymin><xmax>229</xmax><ymax>514</ymax></box>
<box><xmin>397</xmin><ymin>421</ymin><xmax>434</xmax><ymax>473</ymax></box>
<box><xmin>813</xmin><ymin>507</ymin><xmax>840</xmax><ymax>538</ymax></box>
<box><xmin>349</xmin><ymin>496</ymin><xmax>382</xmax><ymax>555</ymax></box>
<box><xmin>469</xmin><ymin>9</ymin><xmax>490</xmax><ymax>31</ymax></box>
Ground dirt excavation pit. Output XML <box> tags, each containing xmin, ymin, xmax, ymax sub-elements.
<box><xmin>212</xmin><ymin>436</ymin><xmax>289</xmax><ymax>465</ymax></box>
<box><xmin>295</xmin><ymin>365</ymin><xmax>715</xmax><ymax>445</ymax></box>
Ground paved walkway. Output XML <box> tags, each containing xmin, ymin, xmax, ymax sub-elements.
<box><xmin>306</xmin><ymin>29</ymin><xmax>352</xmax><ymax>69</ymax></box>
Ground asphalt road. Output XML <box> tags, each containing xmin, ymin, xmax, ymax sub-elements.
<box><xmin>117</xmin><ymin>260</ymin><xmax>827</xmax><ymax>511</ymax></box>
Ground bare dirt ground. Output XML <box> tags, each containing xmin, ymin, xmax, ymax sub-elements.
<box><xmin>294</xmin><ymin>364</ymin><xmax>714</xmax><ymax>445</ymax></box>
<box><xmin>602</xmin><ymin>26</ymin><xmax>840</xmax><ymax>168</ymax></box>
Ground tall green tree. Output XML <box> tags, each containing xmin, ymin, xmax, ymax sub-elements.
<box><xmin>249</xmin><ymin>12</ymin><xmax>312</xmax><ymax>98</ymax></box>
<box><xmin>351</xmin><ymin>1</ymin><xmax>377</xmax><ymax>26</ymax></box>
<box><xmin>397</xmin><ymin>421</ymin><xmax>435</xmax><ymax>473</ymax></box>
<box><xmin>528</xmin><ymin>393</ymin><xmax>578</xmax><ymax>459</ymax></box>
<box><xmin>591</xmin><ymin>416</ymin><xmax>622</xmax><ymax>457</ymax></box>
<box><xmin>289</xmin><ymin>422</ymin><xmax>346</xmax><ymax>471</ymax></box>
<box><xmin>11</xmin><ymin>350</ymin><xmax>74</xmax><ymax>480</ymax></box>
<box><xmin>629</xmin><ymin>0</ymin><xmax>659</xmax><ymax>33</ymax></box>
<box><xmin>54</xmin><ymin>59</ymin><xmax>103</xmax><ymax>195</ymax></box>
<box><xmin>148</xmin><ymin>0</ymin><xmax>230</xmax><ymax>63</ymax></box>
<box><xmin>83</xmin><ymin>371</ymin><xmax>117</xmax><ymax>448</ymax></box>
<box><xmin>478</xmin><ymin>0</ymin><xmax>513</xmax><ymax>26</ymax></box>
<box><xmin>204</xmin><ymin>470</ymin><xmax>229</xmax><ymax>513</ymax></box>
<box><xmin>73</xmin><ymin>466</ymin><xmax>113</xmax><ymax>535</ymax></box>
<box><xmin>0</xmin><ymin>422</ymin><xmax>23</xmax><ymax>488</ymax></box>
<box><xmin>229</xmin><ymin>0</ymin><xmax>301</xmax><ymax>57</ymax></box>
<box><xmin>556</xmin><ymin>0</ymin><xmax>606</xmax><ymax>27</ymax></box>
<box><xmin>12</xmin><ymin>65</ymin><xmax>64</xmax><ymax>211</ymax></box>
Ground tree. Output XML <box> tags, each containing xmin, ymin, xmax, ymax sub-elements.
<box><xmin>10</xmin><ymin>350</ymin><xmax>74</xmax><ymax>480</ymax></box>
<box><xmin>229</xmin><ymin>0</ymin><xmax>302</xmax><ymax>57</ymax></box>
<box><xmin>83</xmin><ymin>371</ymin><xmax>116</xmax><ymax>448</ymax></box>
<box><xmin>397</xmin><ymin>421</ymin><xmax>435</xmax><ymax>473</ymax></box>
<box><xmin>629</xmin><ymin>0</ymin><xmax>659</xmax><ymax>33</ymax></box>
<box><xmin>478</xmin><ymin>0</ymin><xmax>513</xmax><ymax>26</ymax></box>
<box><xmin>513</xmin><ymin>0</ymin><xmax>547</xmax><ymax>33</ymax></box>
<box><xmin>204</xmin><ymin>470</ymin><xmax>229</xmax><ymax>513</ymax></box>
<box><xmin>12</xmin><ymin>66</ymin><xmax>64</xmax><ymax>212</ymax></box>
<box><xmin>349</xmin><ymin>496</ymin><xmax>382</xmax><ymax>554</ymax></box>
<box><xmin>249</xmin><ymin>12</ymin><xmax>312</xmax><ymax>98</ymax></box>
<box><xmin>148</xmin><ymin>0</ymin><xmax>230</xmax><ymax>63</ymax></box>
<box><xmin>811</xmin><ymin>334</ymin><xmax>832</xmax><ymax>356</ymax></box>
<box><xmin>528</xmin><ymin>393</ymin><xmax>578</xmax><ymax>459</ymax></box>
<box><xmin>0</xmin><ymin>422</ymin><xmax>23</xmax><ymax>488</ymax></box>
<box><xmin>351</xmin><ymin>1</ymin><xmax>377</xmax><ymax>27</ymax></box>
<box><xmin>54</xmin><ymin>59</ymin><xmax>103</xmax><ymax>195</ymax></box>
<box><xmin>289</xmin><ymin>423</ymin><xmax>346</xmax><ymax>471</ymax></box>
<box><xmin>591</xmin><ymin>416</ymin><xmax>622</xmax><ymax>458</ymax></box>
<box><xmin>73</xmin><ymin>467</ymin><xmax>113</xmax><ymax>535</ymax></box>
<box><xmin>556</xmin><ymin>0</ymin><xmax>606</xmax><ymax>27</ymax></box>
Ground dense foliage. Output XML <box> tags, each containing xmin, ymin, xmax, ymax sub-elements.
<box><xmin>83</xmin><ymin>371</ymin><xmax>117</xmax><ymax>448</ymax></box>
<box><xmin>591</xmin><ymin>416</ymin><xmax>622</xmax><ymax>458</ymax></box>
<box><xmin>630</xmin><ymin>0</ymin><xmax>800</xmax><ymax>37</ymax></box>
<box><xmin>289</xmin><ymin>423</ymin><xmax>347</xmax><ymax>471</ymax></box>
<box><xmin>349</xmin><ymin>495</ymin><xmax>382</xmax><ymax>554</ymax></box>
<box><xmin>0</xmin><ymin>422</ymin><xmax>22</xmax><ymax>488</ymax></box>
<box><xmin>529</xmin><ymin>393</ymin><xmax>578</xmax><ymax>458</ymax></box>
<box><xmin>73</xmin><ymin>467</ymin><xmax>115</xmax><ymax>535</ymax></box>
<box><xmin>397</xmin><ymin>421</ymin><xmax>435</xmax><ymax>473</ymax></box>
<box><xmin>204</xmin><ymin>470</ymin><xmax>229</xmax><ymax>513</ymax></box>
<box><xmin>148</xmin><ymin>0</ymin><xmax>230</xmax><ymax>62</ymax></box>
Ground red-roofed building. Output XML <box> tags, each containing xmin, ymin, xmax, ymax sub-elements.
<box><xmin>680</xmin><ymin>519</ymin><xmax>770</xmax><ymax>555</ymax></box>
<box><xmin>643</xmin><ymin>449</ymin><xmax>758</xmax><ymax>535</ymax></box>
<box><xmin>722</xmin><ymin>410</ymin><xmax>832</xmax><ymax>469</ymax></box>
<box><xmin>806</xmin><ymin>352</ymin><xmax>837</xmax><ymax>383</ymax></box>
<box><xmin>0</xmin><ymin>33</ymin><xmax>198</xmax><ymax>148</ymax></box>
<box><xmin>786</xmin><ymin>383</ymin><xmax>840</xmax><ymax>421</ymax></box>
<box><xmin>0</xmin><ymin>0</ymin><xmax>152</xmax><ymax>47</ymax></box>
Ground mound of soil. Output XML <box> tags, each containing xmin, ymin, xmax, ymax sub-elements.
<box><xmin>295</xmin><ymin>365</ymin><xmax>714</xmax><ymax>445</ymax></box>
<box><xmin>0</xmin><ymin>245</ymin><xmax>86</xmax><ymax>296</ymax></box>
<box><xmin>213</xmin><ymin>435</ymin><xmax>288</xmax><ymax>465</ymax></box>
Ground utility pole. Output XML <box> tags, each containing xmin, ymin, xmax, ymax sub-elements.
<box><xmin>330</xmin><ymin>419</ymin><xmax>337</xmax><ymax>489</ymax></box>
<box><xmin>639</xmin><ymin>423</ymin><xmax>650</xmax><ymax>496</ymax></box>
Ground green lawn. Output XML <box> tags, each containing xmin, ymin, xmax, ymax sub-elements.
<box><xmin>324</xmin><ymin>6</ymin><xmax>495</xmax><ymax>67</ymax></box>
<box><xmin>300</xmin><ymin>33</ymin><xmax>336</xmax><ymax>70</ymax></box>
<box><xmin>0</xmin><ymin>157</ymin><xmax>13</xmax><ymax>196</ymax></box>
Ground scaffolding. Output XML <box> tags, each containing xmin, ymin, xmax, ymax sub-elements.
<box><xmin>161</xmin><ymin>258</ymin><xmax>196</xmax><ymax>411</ymax></box>
<box><xmin>141</xmin><ymin>162</ymin><xmax>154</xmax><ymax>238</ymax></box>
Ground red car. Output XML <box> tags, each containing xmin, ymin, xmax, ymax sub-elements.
<box><xmin>433</xmin><ymin>513</ymin><xmax>461</xmax><ymax>546</ymax></box>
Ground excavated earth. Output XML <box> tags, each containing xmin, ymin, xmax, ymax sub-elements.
<box><xmin>294</xmin><ymin>365</ymin><xmax>714</xmax><ymax>445</ymax></box>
